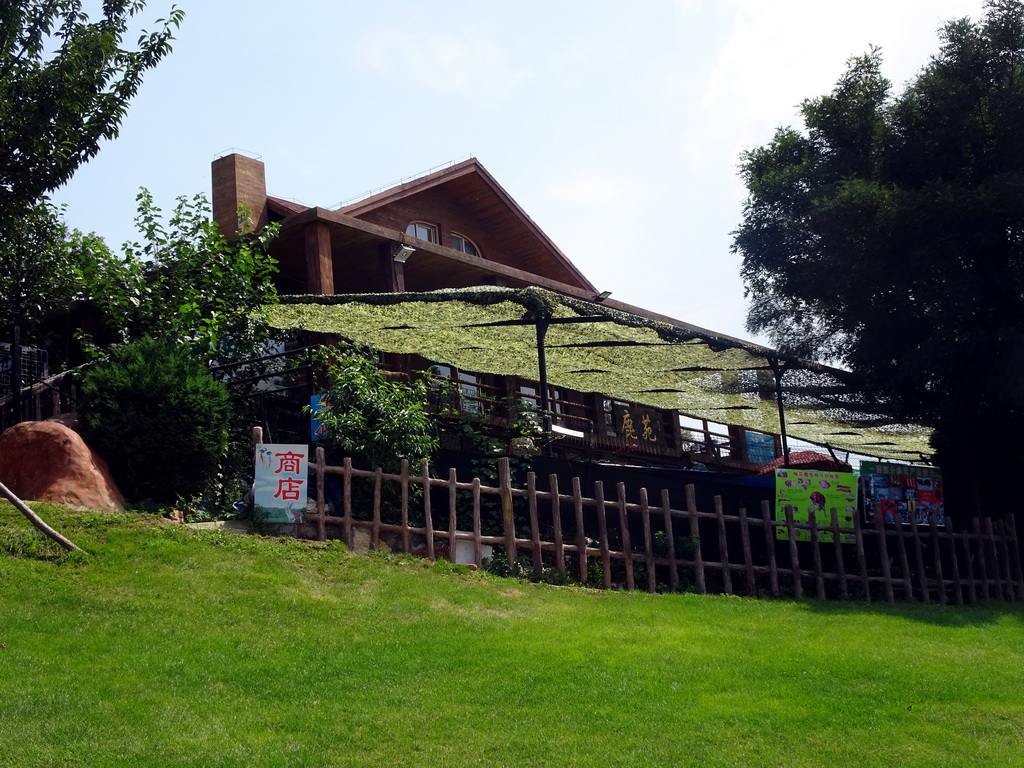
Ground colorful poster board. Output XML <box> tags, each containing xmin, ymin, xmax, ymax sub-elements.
<box><xmin>254</xmin><ymin>443</ymin><xmax>308</xmax><ymax>523</ymax></box>
<box><xmin>774</xmin><ymin>469</ymin><xmax>858</xmax><ymax>543</ymax></box>
<box><xmin>861</xmin><ymin>461</ymin><xmax>944</xmax><ymax>526</ymax></box>
<box><xmin>745</xmin><ymin>431</ymin><xmax>777</xmax><ymax>465</ymax></box>
<box><xmin>310</xmin><ymin>394</ymin><xmax>333</xmax><ymax>441</ymax></box>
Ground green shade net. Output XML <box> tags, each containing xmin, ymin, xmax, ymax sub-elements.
<box><xmin>264</xmin><ymin>287</ymin><xmax>932</xmax><ymax>460</ymax></box>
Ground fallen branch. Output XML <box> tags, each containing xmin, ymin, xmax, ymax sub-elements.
<box><xmin>0</xmin><ymin>480</ymin><xmax>81</xmax><ymax>552</ymax></box>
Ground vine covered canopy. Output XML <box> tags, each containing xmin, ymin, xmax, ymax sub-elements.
<box><xmin>265</xmin><ymin>287</ymin><xmax>932</xmax><ymax>460</ymax></box>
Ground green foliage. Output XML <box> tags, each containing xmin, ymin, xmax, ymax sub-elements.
<box><xmin>733</xmin><ymin>1</ymin><xmax>1024</xmax><ymax>507</ymax></box>
<box><xmin>0</xmin><ymin>2</ymin><xmax>183</xmax><ymax>211</ymax></box>
<box><xmin>0</xmin><ymin>199</ymin><xmax>102</xmax><ymax>331</ymax></box>
<box><xmin>82</xmin><ymin>190</ymin><xmax>281</xmax><ymax>363</ymax></box>
<box><xmin>77</xmin><ymin>336</ymin><xmax>231</xmax><ymax>504</ymax></box>
<box><xmin>312</xmin><ymin>344</ymin><xmax>438</xmax><ymax>472</ymax></box>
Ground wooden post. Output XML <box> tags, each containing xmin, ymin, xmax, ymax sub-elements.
<box><xmin>873</xmin><ymin>509</ymin><xmax>895</xmax><ymax>604</ymax></box>
<box><xmin>447</xmin><ymin>467</ymin><xmax>459</xmax><ymax>563</ymax></box>
<box><xmin>371</xmin><ymin>467</ymin><xmax>383</xmax><ymax>549</ymax></box>
<box><xmin>640</xmin><ymin>488</ymin><xmax>656</xmax><ymax>593</ymax></box>
<box><xmin>808</xmin><ymin>509</ymin><xmax>825</xmax><ymax>600</ymax></box>
<box><xmin>342</xmin><ymin>458</ymin><xmax>353</xmax><ymax>549</ymax></box>
<box><xmin>422</xmin><ymin>461</ymin><xmax>435</xmax><ymax>560</ymax></box>
<box><xmin>573</xmin><ymin>477</ymin><xmax>589</xmax><ymax>584</ymax></box>
<box><xmin>959</xmin><ymin>518</ymin><xmax>977</xmax><ymax>605</ymax></box>
<box><xmin>761</xmin><ymin>500</ymin><xmax>780</xmax><ymax>598</ymax></box>
<box><xmin>985</xmin><ymin>518</ymin><xmax>1003</xmax><ymax>601</ymax></box>
<box><xmin>830</xmin><ymin>509</ymin><xmax>848</xmax><ymax>600</ymax></box>
<box><xmin>852</xmin><ymin>511</ymin><xmax>870</xmax><ymax>604</ymax></box>
<box><xmin>551</xmin><ymin>474</ymin><xmax>566</xmax><ymax>578</ymax></box>
<box><xmin>472</xmin><ymin>477</ymin><xmax>483</xmax><ymax>567</ymax></box>
<box><xmin>944</xmin><ymin>516</ymin><xmax>963</xmax><ymax>606</ymax></box>
<box><xmin>596</xmin><ymin>482</ymin><xmax>612</xmax><ymax>589</ymax></box>
<box><xmin>714</xmin><ymin>495</ymin><xmax>732</xmax><ymax>595</ymax></box>
<box><xmin>908</xmin><ymin>515</ymin><xmax>929</xmax><ymax>603</ymax></box>
<box><xmin>527</xmin><ymin>472</ymin><xmax>542</xmax><ymax>576</ymax></box>
<box><xmin>993</xmin><ymin>519</ymin><xmax>1012</xmax><ymax>601</ymax></box>
<box><xmin>739</xmin><ymin>507</ymin><xmax>756</xmax><ymax>597</ymax></box>
<box><xmin>498</xmin><ymin>459</ymin><xmax>516</xmax><ymax>569</ymax></box>
<box><xmin>618</xmin><ymin>483</ymin><xmax>634</xmax><ymax>591</ymax></box>
<box><xmin>928</xmin><ymin>512</ymin><xmax>946</xmax><ymax>606</ymax></box>
<box><xmin>663</xmin><ymin>489</ymin><xmax>679</xmax><ymax>593</ymax></box>
<box><xmin>973</xmin><ymin>518</ymin><xmax>990</xmax><ymax>600</ymax></box>
<box><xmin>315</xmin><ymin>446</ymin><xmax>326</xmax><ymax>542</ymax></box>
<box><xmin>400</xmin><ymin>459</ymin><xmax>411</xmax><ymax>554</ymax></box>
<box><xmin>894</xmin><ymin>515</ymin><xmax>914</xmax><ymax>600</ymax></box>
<box><xmin>686</xmin><ymin>484</ymin><xmax>704</xmax><ymax>594</ymax></box>
<box><xmin>785</xmin><ymin>506</ymin><xmax>802</xmax><ymax>599</ymax></box>
<box><xmin>1007</xmin><ymin>513</ymin><xmax>1024</xmax><ymax>599</ymax></box>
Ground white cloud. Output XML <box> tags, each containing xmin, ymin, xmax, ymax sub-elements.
<box><xmin>354</xmin><ymin>26</ymin><xmax>529</xmax><ymax>106</ymax></box>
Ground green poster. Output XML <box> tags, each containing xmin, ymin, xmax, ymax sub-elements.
<box><xmin>774</xmin><ymin>468</ymin><xmax>858</xmax><ymax>543</ymax></box>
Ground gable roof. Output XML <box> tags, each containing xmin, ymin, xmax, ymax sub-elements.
<box><xmin>337</xmin><ymin>158</ymin><xmax>597</xmax><ymax>292</ymax></box>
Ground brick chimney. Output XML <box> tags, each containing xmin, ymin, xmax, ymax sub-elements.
<box><xmin>211</xmin><ymin>152</ymin><xmax>269</xmax><ymax>238</ymax></box>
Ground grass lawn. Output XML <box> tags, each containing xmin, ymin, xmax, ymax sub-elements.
<box><xmin>1</xmin><ymin>502</ymin><xmax>1022</xmax><ymax>767</ymax></box>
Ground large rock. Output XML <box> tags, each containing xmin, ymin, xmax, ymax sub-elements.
<box><xmin>0</xmin><ymin>421</ymin><xmax>125</xmax><ymax>512</ymax></box>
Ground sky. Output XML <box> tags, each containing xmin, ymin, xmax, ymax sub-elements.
<box><xmin>52</xmin><ymin>0</ymin><xmax>987</xmax><ymax>344</ymax></box>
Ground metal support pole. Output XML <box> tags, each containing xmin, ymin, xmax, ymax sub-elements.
<box><xmin>535</xmin><ymin>317</ymin><xmax>552</xmax><ymax>449</ymax></box>
<box><xmin>769</xmin><ymin>356</ymin><xmax>791</xmax><ymax>468</ymax></box>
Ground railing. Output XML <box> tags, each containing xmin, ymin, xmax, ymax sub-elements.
<box><xmin>303</xmin><ymin>453</ymin><xmax>1024</xmax><ymax>605</ymax></box>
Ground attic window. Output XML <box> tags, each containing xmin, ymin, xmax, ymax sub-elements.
<box><xmin>405</xmin><ymin>222</ymin><xmax>437</xmax><ymax>243</ymax></box>
<box><xmin>450</xmin><ymin>233</ymin><xmax>480</xmax><ymax>256</ymax></box>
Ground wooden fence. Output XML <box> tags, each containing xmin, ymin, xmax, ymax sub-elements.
<box><xmin>306</xmin><ymin>451</ymin><xmax>1024</xmax><ymax>605</ymax></box>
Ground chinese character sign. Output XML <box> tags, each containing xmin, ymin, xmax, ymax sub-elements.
<box><xmin>254</xmin><ymin>444</ymin><xmax>308</xmax><ymax>523</ymax></box>
<box><xmin>774</xmin><ymin>469</ymin><xmax>858</xmax><ymax>543</ymax></box>
<box><xmin>861</xmin><ymin>461</ymin><xmax>945</xmax><ymax>527</ymax></box>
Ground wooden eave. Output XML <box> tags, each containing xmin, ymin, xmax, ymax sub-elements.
<box><xmin>337</xmin><ymin>158</ymin><xmax>597</xmax><ymax>293</ymax></box>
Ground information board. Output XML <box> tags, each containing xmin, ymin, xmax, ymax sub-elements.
<box><xmin>861</xmin><ymin>461</ymin><xmax>944</xmax><ymax>526</ymax></box>
<box><xmin>254</xmin><ymin>443</ymin><xmax>308</xmax><ymax>523</ymax></box>
<box><xmin>774</xmin><ymin>468</ymin><xmax>858</xmax><ymax>543</ymax></box>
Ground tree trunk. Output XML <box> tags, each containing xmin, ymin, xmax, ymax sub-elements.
<box><xmin>0</xmin><ymin>480</ymin><xmax>81</xmax><ymax>552</ymax></box>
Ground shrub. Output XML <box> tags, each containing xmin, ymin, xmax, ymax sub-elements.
<box><xmin>78</xmin><ymin>336</ymin><xmax>231</xmax><ymax>504</ymax></box>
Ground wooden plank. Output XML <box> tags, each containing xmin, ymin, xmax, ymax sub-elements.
<box><xmin>994</xmin><ymin>519</ymin><xmax>1013</xmax><ymax>601</ymax></box>
<box><xmin>894</xmin><ymin>515</ymin><xmax>914</xmax><ymax>601</ymax></box>
<box><xmin>499</xmin><ymin>458</ymin><xmax>516</xmax><ymax>569</ymax></box>
<box><xmin>785</xmin><ymin>506</ymin><xmax>802</xmax><ymax>599</ymax></box>
<box><xmin>551</xmin><ymin>475</ymin><xmax>566</xmax><ymax>578</ymax></box>
<box><xmin>873</xmin><ymin>509</ymin><xmax>894</xmax><ymax>604</ymax></box>
<box><xmin>687</xmin><ymin>484</ymin><xmax>704</xmax><ymax>594</ymax></box>
<box><xmin>830</xmin><ymin>509</ymin><xmax>848</xmax><ymax>600</ymax></box>
<box><xmin>808</xmin><ymin>509</ymin><xmax>825</xmax><ymax>600</ymax></box>
<box><xmin>928</xmin><ymin>512</ymin><xmax>946</xmax><ymax>605</ymax></box>
<box><xmin>572</xmin><ymin>477</ymin><xmax>589</xmax><ymax>584</ymax></box>
<box><xmin>472</xmin><ymin>477</ymin><xmax>483</xmax><ymax>567</ymax></box>
<box><xmin>371</xmin><ymin>468</ymin><xmax>383</xmax><ymax>549</ymax></box>
<box><xmin>908</xmin><ymin>514</ymin><xmax>929</xmax><ymax>603</ymax></box>
<box><xmin>715</xmin><ymin>495</ymin><xmax>732</xmax><ymax>595</ymax></box>
<box><xmin>974</xmin><ymin>517</ymin><xmax>990</xmax><ymax>600</ymax></box>
<box><xmin>315</xmin><ymin>446</ymin><xmax>326</xmax><ymax>542</ymax></box>
<box><xmin>422</xmin><ymin>461</ymin><xmax>434</xmax><ymax>560</ymax></box>
<box><xmin>760</xmin><ymin>500</ymin><xmax>780</xmax><ymax>598</ymax></box>
<box><xmin>1007</xmin><ymin>513</ymin><xmax>1024</xmax><ymax>600</ymax></box>
<box><xmin>618</xmin><ymin>483</ymin><xmax>634</xmax><ymax>591</ymax></box>
<box><xmin>663</xmin><ymin>489</ymin><xmax>679</xmax><ymax>593</ymax></box>
<box><xmin>342</xmin><ymin>458</ymin><xmax>353</xmax><ymax>549</ymax></box>
<box><xmin>985</xmin><ymin>518</ymin><xmax>1004</xmax><ymax>601</ymax></box>
<box><xmin>596</xmin><ymin>482</ymin><xmax>612</xmax><ymax>589</ymax></box>
<box><xmin>944</xmin><ymin>515</ymin><xmax>964</xmax><ymax>606</ymax></box>
<box><xmin>852</xmin><ymin>510</ymin><xmax>870</xmax><ymax>603</ymax></box>
<box><xmin>739</xmin><ymin>507</ymin><xmax>756</xmax><ymax>597</ymax></box>
<box><xmin>447</xmin><ymin>467</ymin><xmax>458</xmax><ymax>562</ymax></box>
<box><xmin>527</xmin><ymin>472</ymin><xmax>542</xmax><ymax>576</ymax></box>
<box><xmin>399</xmin><ymin>459</ymin><xmax>411</xmax><ymax>554</ymax></box>
<box><xmin>640</xmin><ymin>488</ymin><xmax>656</xmax><ymax>593</ymax></box>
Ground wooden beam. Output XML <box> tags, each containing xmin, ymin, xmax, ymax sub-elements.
<box><xmin>304</xmin><ymin>221</ymin><xmax>334</xmax><ymax>295</ymax></box>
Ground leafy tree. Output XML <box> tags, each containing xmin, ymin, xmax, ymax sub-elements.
<box><xmin>0</xmin><ymin>2</ymin><xmax>183</xmax><ymax>211</ymax></box>
<box><xmin>78</xmin><ymin>336</ymin><xmax>231</xmax><ymax>504</ymax></box>
<box><xmin>83</xmin><ymin>190</ymin><xmax>281</xmax><ymax>363</ymax></box>
<box><xmin>733</xmin><ymin>0</ymin><xmax>1024</xmax><ymax>514</ymax></box>
<box><xmin>312</xmin><ymin>345</ymin><xmax>438</xmax><ymax>472</ymax></box>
